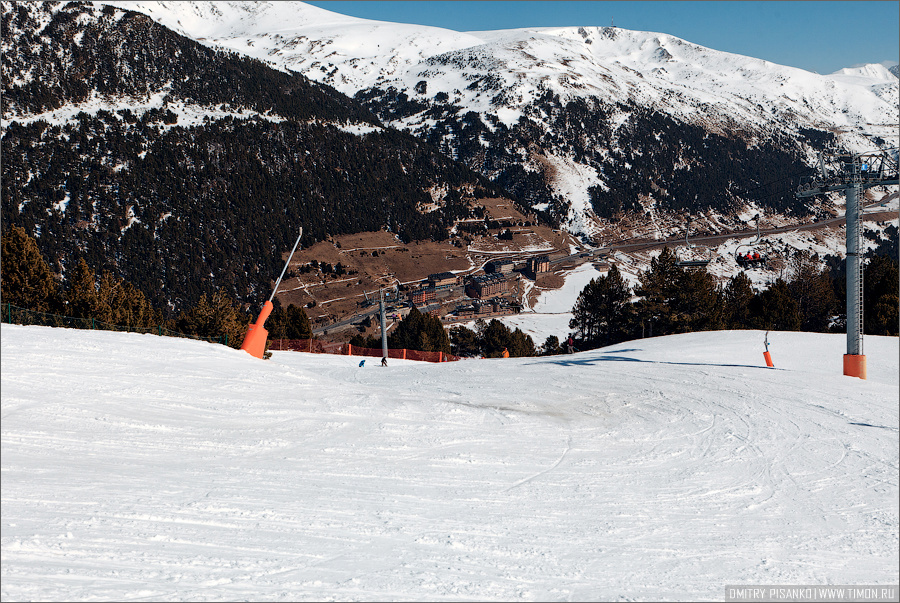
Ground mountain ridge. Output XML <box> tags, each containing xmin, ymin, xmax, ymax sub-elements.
<box><xmin>94</xmin><ymin>1</ymin><xmax>898</xmax><ymax>237</ymax></box>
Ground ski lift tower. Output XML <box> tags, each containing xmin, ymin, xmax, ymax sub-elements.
<box><xmin>796</xmin><ymin>148</ymin><xmax>899</xmax><ymax>379</ymax></box>
<box><xmin>379</xmin><ymin>288</ymin><xmax>388</xmax><ymax>361</ymax></box>
<box><xmin>377</xmin><ymin>279</ymin><xmax>401</xmax><ymax>362</ymax></box>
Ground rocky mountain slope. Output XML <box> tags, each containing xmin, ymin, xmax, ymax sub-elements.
<box><xmin>1</xmin><ymin>1</ymin><xmax>506</xmax><ymax>312</ymax></box>
<box><xmin>100</xmin><ymin>1</ymin><xmax>899</xmax><ymax>238</ymax></box>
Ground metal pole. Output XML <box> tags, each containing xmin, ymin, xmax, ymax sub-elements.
<box><xmin>269</xmin><ymin>227</ymin><xmax>303</xmax><ymax>302</ymax></box>
<box><xmin>380</xmin><ymin>288</ymin><xmax>388</xmax><ymax>360</ymax></box>
<box><xmin>845</xmin><ymin>179</ymin><xmax>863</xmax><ymax>357</ymax></box>
<box><xmin>795</xmin><ymin>148</ymin><xmax>898</xmax><ymax>380</ymax></box>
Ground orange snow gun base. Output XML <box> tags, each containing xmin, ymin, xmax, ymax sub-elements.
<box><xmin>240</xmin><ymin>300</ymin><xmax>273</xmax><ymax>359</ymax></box>
<box><xmin>843</xmin><ymin>354</ymin><xmax>866</xmax><ymax>380</ymax></box>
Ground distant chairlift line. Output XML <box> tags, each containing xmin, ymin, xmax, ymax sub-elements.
<box><xmin>675</xmin><ymin>217</ymin><xmax>712</xmax><ymax>268</ymax></box>
<box><xmin>735</xmin><ymin>213</ymin><xmax>767</xmax><ymax>267</ymax></box>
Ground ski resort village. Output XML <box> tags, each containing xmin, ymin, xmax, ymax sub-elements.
<box><xmin>2</xmin><ymin>1</ymin><xmax>898</xmax><ymax>600</ymax></box>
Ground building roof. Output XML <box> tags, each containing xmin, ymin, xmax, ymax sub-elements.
<box><xmin>428</xmin><ymin>271</ymin><xmax>457</xmax><ymax>281</ymax></box>
<box><xmin>469</xmin><ymin>273</ymin><xmax>508</xmax><ymax>285</ymax></box>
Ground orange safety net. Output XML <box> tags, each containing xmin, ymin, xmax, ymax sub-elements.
<box><xmin>269</xmin><ymin>340</ymin><xmax>460</xmax><ymax>363</ymax></box>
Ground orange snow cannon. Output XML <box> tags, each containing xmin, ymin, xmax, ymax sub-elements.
<box><xmin>763</xmin><ymin>331</ymin><xmax>774</xmax><ymax>368</ymax></box>
<box><xmin>240</xmin><ymin>300</ymin><xmax>273</xmax><ymax>359</ymax></box>
<box><xmin>240</xmin><ymin>227</ymin><xmax>303</xmax><ymax>359</ymax></box>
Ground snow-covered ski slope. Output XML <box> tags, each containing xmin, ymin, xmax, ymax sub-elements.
<box><xmin>2</xmin><ymin>324</ymin><xmax>897</xmax><ymax>601</ymax></box>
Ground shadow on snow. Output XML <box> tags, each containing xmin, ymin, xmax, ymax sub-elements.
<box><xmin>530</xmin><ymin>349</ymin><xmax>775</xmax><ymax>371</ymax></box>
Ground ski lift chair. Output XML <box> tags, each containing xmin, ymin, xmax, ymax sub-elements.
<box><xmin>735</xmin><ymin>214</ymin><xmax>768</xmax><ymax>268</ymax></box>
<box><xmin>675</xmin><ymin>217</ymin><xmax>712</xmax><ymax>268</ymax></box>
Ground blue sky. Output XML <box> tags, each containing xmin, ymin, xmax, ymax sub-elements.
<box><xmin>306</xmin><ymin>1</ymin><xmax>900</xmax><ymax>75</ymax></box>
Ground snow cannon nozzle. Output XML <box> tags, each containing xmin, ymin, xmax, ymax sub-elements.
<box><xmin>240</xmin><ymin>226</ymin><xmax>303</xmax><ymax>360</ymax></box>
<box><xmin>763</xmin><ymin>331</ymin><xmax>774</xmax><ymax>368</ymax></box>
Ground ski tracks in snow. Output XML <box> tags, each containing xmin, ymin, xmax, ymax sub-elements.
<box><xmin>2</xmin><ymin>326</ymin><xmax>897</xmax><ymax>600</ymax></box>
<box><xmin>503</xmin><ymin>437</ymin><xmax>572</xmax><ymax>492</ymax></box>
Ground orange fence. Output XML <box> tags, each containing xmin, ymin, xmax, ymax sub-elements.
<box><xmin>270</xmin><ymin>339</ymin><xmax>460</xmax><ymax>363</ymax></box>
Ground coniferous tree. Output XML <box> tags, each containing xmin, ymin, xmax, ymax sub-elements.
<box><xmin>113</xmin><ymin>280</ymin><xmax>161</xmax><ymax>328</ymax></box>
<box><xmin>267</xmin><ymin>302</ymin><xmax>288</xmax><ymax>340</ymax></box>
<box><xmin>569</xmin><ymin>278</ymin><xmax>601</xmax><ymax>343</ymax></box>
<box><xmin>388</xmin><ymin>306</ymin><xmax>424</xmax><ymax>351</ymax></box>
<box><xmin>722</xmin><ymin>272</ymin><xmax>756</xmax><ymax>329</ymax></box>
<box><xmin>266</xmin><ymin>302</ymin><xmax>312</xmax><ymax>340</ymax></box>
<box><xmin>480</xmin><ymin>319</ymin><xmax>510</xmax><ymax>358</ymax></box>
<box><xmin>785</xmin><ymin>250</ymin><xmax>838</xmax><ymax>332</ymax></box>
<box><xmin>479</xmin><ymin>319</ymin><xmax>535</xmax><ymax>358</ymax></box>
<box><xmin>176</xmin><ymin>289</ymin><xmax>248</xmax><ymax>348</ymax></box>
<box><xmin>631</xmin><ymin>247</ymin><xmax>683</xmax><ymax>337</ymax></box>
<box><xmin>508</xmin><ymin>326</ymin><xmax>536</xmax><ymax>357</ymax></box>
<box><xmin>569</xmin><ymin>263</ymin><xmax>631</xmax><ymax>346</ymax></box>
<box><xmin>450</xmin><ymin>325</ymin><xmax>481</xmax><ymax>357</ymax></box>
<box><xmin>749</xmin><ymin>279</ymin><xmax>801</xmax><ymax>331</ymax></box>
<box><xmin>863</xmin><ymin>255</ymin><xmax>899</xmax><ymax>336</ymax></box>
<box><xmin>595</xmin><ymin>263</ymin><xmax>631</xmax><ymax>344</ymax></box>
<box><xmin>541</xmin><ymin>335</ymin><xmax>562</xmax><ymax>356</ymax></box>
<box><xmin>424</xmin><ymin>313</ymin><xmax>452</xmax><ymax>354</ymax></box>
<box><xmin>95</xmin><ymin>271</ymin><xmax>121</xmax><ymax>325</ymax></box>
<box><xmin>269</xmin><ymin>303</ymin><xmax>314</xmax><ymax>340</ymax></box>
<box><xmin>675</xmin><ymin>268</ymin><xmax>723</xmax><ymax>333</ymax></box>
<box><xmin>284</xmin><ymin>304</ymin><xmax>313</xmax><ymax>339</ymax></box>
<box><xmin>349</xmin><ymin>333</ymin><xmax>382</xmax><ymax>349</ymax></box>
<box><xmin>388</xmin><ymin>306</ymin><xmax>450</xmax><ymax>353</ymax></box>
<box><xmin>65</xmin><ymin>258</ymin><xmax>101</xmax><ymax>319</ymax></box>
<box><xmin>627</xmin><ymin>248</ymin><xmax>724</xmax><ymax>337</ymax></box>
<box><xmin>0</xmin><ymin>226</ymin><xmax>60</xmax><ymax>312</ymax></box>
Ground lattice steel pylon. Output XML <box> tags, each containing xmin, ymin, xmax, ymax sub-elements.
<box><xmin>797</xmin><ymin>148</ymin><xmax>899</xmax><ymax>379</ymax></box>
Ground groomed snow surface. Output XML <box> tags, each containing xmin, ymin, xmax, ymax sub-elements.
<box><xmin>2</xmin><ymin>324</ymin><xmax>898</xmax><ymax>601</ymax></box>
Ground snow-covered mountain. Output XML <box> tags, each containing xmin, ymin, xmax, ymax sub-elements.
<box><xmin>98</xmin><ymin>1</ymin><xmax>899</xmax><ymax>237</ymax></box>
<box><xmin>4</xmin><ymin>0</ymin><xmax>896</xmax><ymax>305</ymax></box>
<box><xmin>101</xmin><ymin>1</ymin><xmax>895</xmax><ymax>137</ymax></box>
<box><xmin>830</xmin><ymin>62</ymin><xmax>899</xmax><ymax>81</ymax></box>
